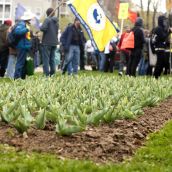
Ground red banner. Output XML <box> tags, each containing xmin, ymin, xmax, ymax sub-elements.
<box><xmin>128</xmin><ymin>10</ymin><xmax>138</xmax><ymax>23</ymax></box>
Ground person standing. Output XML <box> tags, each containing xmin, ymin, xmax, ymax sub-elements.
<box><xmin>99</xmin><ymin>51</ymin><xmax>106</xmax><ymax>72</ymax></box>
<box><xmin>85</xmin><ymin>40</ymin><xmax>97</xmax><ymax>70</ymax></box>
<box><xmin>6</xmin><ymin>47</ymin><xmax>17</xmax><ymax>79</ymax></box>
<box><xmin>0</xmin><ymin>20</ymin><xmax>12</xmax><ymax>77</ymax></box>
<box><xmin>118</xmin><ymin>26</ymin><xmax>131</xmax><ymax>76</ymax></box>
<box><xmin>79</xmin><ymin>26</ymin><xmax>86</xmax><ymax>70</ymax></box>
<box><xmin>32</xmin><ymin>31</ymin><xmax>40</xmax><ymax>68</ymax></box>
<box><xmin>61</xmin><ymin>18</ymin><xmax>84</xmax><ymax>75</ymax></box>
<box><xmin>127</xmin><ymin>17</ymin><xmax>145</xmax><ymax>77</ymax></box>
<box><xmin>153</xmin><ymin>15</ymin><xmax>171</xmax><ymax>79</ymax></box>
<box><xmin>104</xmin><ymin>38</ymin><xmax>117</xmax><ymax>73</ymax></box>
<box><xmin>14</xmin><ymin>11</ymin><xmax>33</xmax><ymax>79</ymax></box>
<box><xmin>40</xmin><ymin>8</ymin><xmax>58</xmax><ymax>76</ymax></box>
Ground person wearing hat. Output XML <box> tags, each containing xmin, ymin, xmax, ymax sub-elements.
<box><xmin>127</xmin><ymin>17</ymin><xmax>145</xmax><ymax>77</ymax></box>
<box><xmin>0</xmin><ymin>19</ymin><xmax>12</xmax><ymax>77</ymax></box>
<box><xmin>153</xmin><ymin>15</ymin><xmax>172</xmax><ymax>79</ymax></box>
<box><xmin>13</xmin><ymin>11</ymin><xmax>34</xmax><ymax>79</ymax></box>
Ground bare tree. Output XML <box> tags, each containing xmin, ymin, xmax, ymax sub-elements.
<box><xmin>140</xmin><ymin>0</ymin><xmax>144</xmax><ymax>17</ymax></box>
<box><xmin>152</xmin><ymin>0</ymin><xmax>161</xmax><ymax>28</ymax></box>
<box><xmin>51</xmin><ymin>0</ymin><xmax>57</xmax><ymax>8</ymax></box>
<box><xmin>146</xmin><ymin>0</ymin><xmax>151</xmax><ymax>29</ymax></box>
<box><xmin>98</xmin><ymin>0</ymin><xmax>116</xmax><ymax>20</ymax></box>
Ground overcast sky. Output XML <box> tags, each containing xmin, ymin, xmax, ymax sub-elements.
<box><xmin>131</xmin><ymin>0</ymin><xmax>166</xmax><ymax>13</ymax></box>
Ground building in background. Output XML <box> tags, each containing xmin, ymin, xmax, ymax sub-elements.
<box><xmin>13</xmin><ymin>0</ymin><xmax>52</xmax><ymax>19</ymax></box>
<box><xmin>0</xmin><ymin>0</ymin><xmax>12</xmax><ymax>24</ymax></box>
<box><xmin>60</xmin><ymin>2</ymin><xmax>70</xmax><ymax>16</ymax></box>
<box><xmin>51</xmin><ymin>0</ymin><xmax>70</xmax><ymax>16</ymax></box>
<box><xmin>13</xmin><ymin>0</ymin><xmax>70</xmax><ymax>19</ymax></box>
<box><xmin>0</xmin><ymin>0</ymin><xmax>70</xmax><ymax>24</ymax></box>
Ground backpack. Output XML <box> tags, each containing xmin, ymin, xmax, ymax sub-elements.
<box><xmin>7</xmin><ymin>24</ymin><xmax>21</xmax><ymax>48</ymax></box>
<box><xmin>121</xmin><ymin>31</ymin><xmax>135</xmax><ymax>50</ymax></box>
<box><xmin>150</xmin><ymin>28</ymin><xmax>157</xmax><ymax>54</ymax></box>
<box><xmin>148</xmin><ymin>38</ymin><xmax>157</xmax><ymax>66</ymax></box>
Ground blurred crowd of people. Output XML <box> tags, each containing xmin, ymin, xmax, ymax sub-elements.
<box><xmin>0</xmin><ymin>7</ymin><xmax>172</xmax><ymax>79</ymax></box>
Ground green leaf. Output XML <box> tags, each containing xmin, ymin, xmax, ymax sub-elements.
<box><xmin>35</xmin><ymin>109</ymin><xmax>46</xmax><ymax>129</ymax></box>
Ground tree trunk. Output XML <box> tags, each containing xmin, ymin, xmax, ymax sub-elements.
<box><xmin>140</xmin><ymin>0</ymin><xmax>144</xmax><ymax>17</ymax></box>
<box><xmin>152</xmin><ymin>0</ymin><xmax>160</xmax><ymax>29</ymax></box>
<box><xmin>146</xmin><ymin>0</ymin><xmax>151</xmax><ymax>29</ymax></box>
<box><xmin>51</xmin><ymin>0</ymin><xmax>57</xmax><ymax>8</ymax></box>
<box><xmin>153</xmin><ymin>9</ymin><xmax>157</xmax><ymax>29</ymax></box>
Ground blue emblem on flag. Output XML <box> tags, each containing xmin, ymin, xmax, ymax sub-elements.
<box><xmin>93</xmin><ymin>9</ymin><xmax>101</xmax><ymax>24</ymax></box>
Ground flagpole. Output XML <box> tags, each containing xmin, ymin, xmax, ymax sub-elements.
<box><xmin>57</xmin><ymin>0</ymin><xmax>60</xmax><ymax>43</ymax></box>
<box><xmin>120</xmin><ymin>19</ymin><xmax>124</xmax><ymax>36</ymax></box>
<box><xmin>170</xmin><ymin>33</ymin><xmax>172</xmax><ymax>74</ymax></box>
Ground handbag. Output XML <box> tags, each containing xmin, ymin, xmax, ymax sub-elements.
<box><xmin>26</xmin><ymin>56</ymin><xmax>34</xmax><ymax>76</ymax></box>
<box><xmin>148</xmin><ymin>39</ymin><xmax>157</xmax><ymax>66</ymax></box>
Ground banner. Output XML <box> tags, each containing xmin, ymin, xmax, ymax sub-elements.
<box><xmin>68</xmin><ymin>0</ymin><xmax>119</xmax><ymax>51</ymax></box>
<box><xmin>118</xmin><ymin>3</ymin><xmax>129</xmax><ymax>20</ymax></box>
<box><xmin>15</xmin><ymin>3</ymin><xmax>26</xmax><ymax>20</ymax></box>
<box><xmin>15</xmin><ymin>3</ymin><xmax>40</xmax><ymax>30</ymax></box>
<box><xmin>128</xmin><ymin>10</ymin><xmax>137</xmax><ymax>23</ymax></box>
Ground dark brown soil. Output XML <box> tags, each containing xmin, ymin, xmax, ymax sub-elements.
<box><xmin>1</xmin><ymin>97</ymin><xmax>172</xmax><ymax>163</ymax></box>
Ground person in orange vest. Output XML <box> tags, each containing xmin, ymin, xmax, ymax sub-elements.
<box><xmin>118</xmin><ymin>26</ymin><xmax>131</xmax><ymax>76</ymax></box>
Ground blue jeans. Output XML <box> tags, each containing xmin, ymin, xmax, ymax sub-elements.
<box><xmin>42</xmin><ymin>45</ymin><xmax>56</xmax><ymax>76</ymax></box>
<box><xmin>67</xmin><ymin>62</ymin><xmax>73</xmax><ymax>75</ymax></box>
<box><xmin>34</xmin><ymin>51</ymin><xmax>40</xmax><ymax>68</ymax></box>
<box><xmin>14</xmin><ymin>49</ymin><xmax>28</xmax><ymax>79</ymax></box>
<box><xmin>99</xmin><ymin>52</ymin><xmax>105</xmax><ymax>71</ymax></box>
<box><xmin>119</xmin><ymin>50</ymin><xmax>129</xmax><ymax>73</ymax></box>
<box><xmin>6</xmin><ymin>55</ymin><xmax>17</xmax><ymax>78</ymax></box>
<box><xmin>138</xmin><ymin>57</ymin><xmax>149</xmax><ymax>76</ymax></box>
<box><xmin>62</xmin><ymin>45</ymin><xmax>80</xmax><ymax>75</ymax></box>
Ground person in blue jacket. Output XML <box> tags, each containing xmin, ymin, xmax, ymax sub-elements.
<box><xmin>60</xmin><ymin>18</ymin><xmax>85</xmax><ymax>75</ymax></box>
<box><xmin>14</xmin><ymin>11</ymin><xmax>33</xmax><ymax>79</ymax></box>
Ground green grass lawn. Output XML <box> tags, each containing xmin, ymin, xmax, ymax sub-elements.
<box><xmin>0</xmin><ymin>120</ymin><xmax>172</xmax><ymax>172</ymax></box>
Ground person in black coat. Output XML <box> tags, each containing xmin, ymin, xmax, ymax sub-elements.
<box><xmin>153</xmin><ymin>15</ymin><xmax>172</xmax><ymax>79</ymax></box>
<box><xmin>127</xmin><ymin>17</ymin><xmax>145</xmax><ymax>76</ymax></box>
